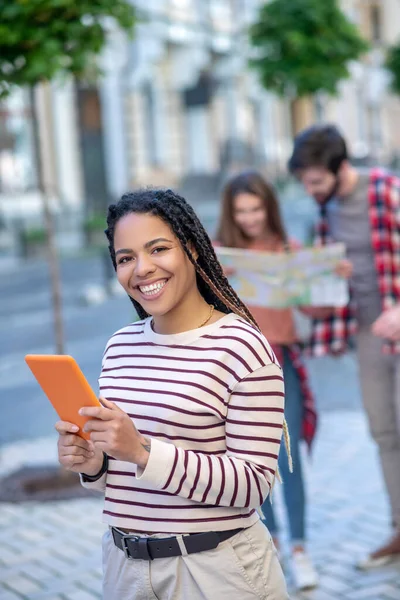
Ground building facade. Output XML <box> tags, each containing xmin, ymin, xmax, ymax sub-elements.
<box><xmin>0</xmin><ymin>0</ymin><xmax>399</xmax><ymax>241</ymax></box>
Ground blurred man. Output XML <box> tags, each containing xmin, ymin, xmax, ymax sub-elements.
<box><xmin>288</xmin><ymin>124</ymin><xmax>400</xmax><ymax>569</ymax></box>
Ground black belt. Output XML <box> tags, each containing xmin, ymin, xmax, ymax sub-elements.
<box><xmin>111</xmin><ymin>526</ymin><xmax>243</xmax><ymax>560</ymax></box>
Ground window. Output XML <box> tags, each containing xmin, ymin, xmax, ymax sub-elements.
<box><xmin>0</xmin><ymin>90</ymin><xmax>36</xmax><ymax>194</ymax></box>
<box><xmin>370</xmin><ymin>4</ymin><xmax>382</xmax><ymax>43</ymax></box>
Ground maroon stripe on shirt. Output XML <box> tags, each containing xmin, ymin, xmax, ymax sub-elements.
<box><xmin>104</xmin><ymin>496</ymin><xmax>216</xmax><ymax>510</ymax></box>
<box><xmin>226</xmin><ymin>418</ymin><xmax>282</xmax><ymax>429</ymax></box>
<box><xmin>101</xmin><ymin>385</ymin><xmax>226</xmax><ymax>419</ymax></box>
<box><xmin>188</xmin><ymin>453</ymin><xmax>201</xmax><ymax>500</ymax></box>
<box><xmin>139</xmin><ymin>430</ymin><xmax>225</xmax><ymax>444</ymax></box>
<box><xmin>230</xmin><ymin>391</ymin><xmax>284</xmax><ymax>399</ymax></box>
<box><xmin>106</xmin><ymin>353</ymin><xmax>241</xmax><ymax>382</ymax></box>
<box><xmin>228</xmin><ymin>404</ymin><xmax>284</xmax><ymax>411</ymax></box>
<box><xmin>103</xmin><ymin>396</ymin><xmax>214</xmax><ymax>418</ymax></box>
<box><xmin>244</xmin><ymin>375</ymin><xmax>284</xmax><ymax>383</ymax></box>
<box><xmin>107</xmin><ymin>483</ymin><xmax>175</xmax><ymax>496</ymax></box>
<box><xmin>107</xmin><ymin>469</ymin><xmax>136</xmax><ymax>478</ymax></box>
<box><xmin>162</xmin><ymin>446</ymin><xmax>179</xmax><ymax>490</ymax></box>
<box><xmin>103</xmin><ymin>509</ymin><xmax>255</xmax><ymax>524</ymax></box>
<box><xmin>203</xmin><ymin>334</ymin><xmax>265</xmax><ymax>368</ymax></box>
<box><xmin>125</xmin><ymin>413</ymin><xmax>224</xmax><ymax>430</ymax></box>
<box><xmin>244</xmin><ymin>467</ymin><xmax>251</xmax><ymax>507</ymax></box>
<box><xmin>226</xmin><ymin>432</ymin><xmax>281</xmax><ymax>444</ymax></box>
<box><xmin>100</xmin><ymin>375</ymin><xmax>227</xmax><ymax>405</ymax></box>
<box><xmin>113</xmin><ymin>329</ymin><xmax>144</xmax><ymax>336</ymax></box>
<box><xmin>215</xmin><ymin>456</ymin><xmax>226</xmax><ymax>505</ymax></box>
<box><xmin>201</xmin><ymin>455</ymin><xmax>213</xmax><ymax>504</ymax></box>
<box><xmin>229</xmin><ymin>459</ymin><xmax>239</xmax><ymax>506</ymax></box>
<box><xmin>226</xmin><ymin>445</ymin><xmax>279</xmax><ymax>460</ymax></box>
<box><xmin>108</xmin><ymin>321</ymin><xmax>144</xmax><ymax>337</ymax></box>
<box><xmin>101</xmin><ymin>364</ymin><xmax>229</xmax><ymax>390</ymax></box>
<box><xmin>249</xmin><ymin>467</ymin><xmax>264</xmax><ymax>506</ymax></box>
<box><xmin>253</xmin><ymin>463</ymin><xmax>275</xmax><ymax>479</ymax></box>
<box><xmin>108</xmin><ymin>342</ymin><xmax>253</xmax><ymax>373</ymax></box>
<box><xmin>221</xmin><ymin>323</ymin><xmax>275</xmax><ymax>364</ymax></box>
<box><xmin>175</xmin><ymin>451</ymin><xmax>189</xmax><ymax>496</ymax></box>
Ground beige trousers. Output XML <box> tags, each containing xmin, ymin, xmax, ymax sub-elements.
<box><xmin>357</xmin><ymin>327</ymin><xmax>400</xmax><ymax>527</ymax></box>
<box><xmin>102</xmin><ymin>520</ymin><xmax>289</xmax><ymax>600</ymax></box>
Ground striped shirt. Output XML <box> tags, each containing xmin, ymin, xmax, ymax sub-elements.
<box><xmin>81</xmin><ymin>313</ymin><xmax>285</xmax><ymax>533</ymax></box>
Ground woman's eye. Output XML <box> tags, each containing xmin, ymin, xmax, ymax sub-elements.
<box><xmin>152</xmin><ymin>246</ymin><xmax>168</xmax><ymax>254</ymax></box>
<box><xmin>118</xmin><ymin>256</ymin><xmax>132</xmax><ymax>265</ymax></box>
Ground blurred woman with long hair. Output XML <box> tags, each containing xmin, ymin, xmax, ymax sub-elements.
<box><xmin>217</xmin><ymin>171</ymin><xmax>318</xmax><ymax>591</ymax></box>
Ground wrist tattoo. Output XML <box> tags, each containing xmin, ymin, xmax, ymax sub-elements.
<box><xmin>141</xmin><ymin>438</ymin><xmax>151</xmax><ymax>453</ymax></box>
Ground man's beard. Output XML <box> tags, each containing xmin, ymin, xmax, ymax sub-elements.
<box><xmin>316</xmin><ymin>176</ymin><xmax>340</xmax><ymax>206</ymax></box>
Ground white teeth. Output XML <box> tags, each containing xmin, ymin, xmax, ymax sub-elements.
<box><xmin>139</xmin><ymin>280</ymin><xmax>167</xmax><ymax>295</ymax></box>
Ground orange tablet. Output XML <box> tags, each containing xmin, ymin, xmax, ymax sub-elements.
<box><xmin>25</xmin><ymin>354</ymin><xmax>101</xmax><ymax>440</ymax></box>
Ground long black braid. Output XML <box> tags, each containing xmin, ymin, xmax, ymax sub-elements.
<box><xmin>105</xmin><ymin>188</ymin><xmax>259</xmax><ymax>329</ymax></box>
<box><xmin>104</xmin><ymin>187</ymin><xmax>293</xmax><ymax>477</ymax></box>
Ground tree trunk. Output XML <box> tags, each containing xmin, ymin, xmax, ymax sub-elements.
<box><xmin>30</xmin><ymin>85</ymin><xmax>65</xmax><ymax>355</ymax></box>
<box><xmin>314</xmin><ymin>94</ymin><xmax>325</xmax><ymax>123</ymax></box>
<box><xmin>289</xmin><ymin>96</ymin><xmax>315</xmax><ymax>136</ymax></box>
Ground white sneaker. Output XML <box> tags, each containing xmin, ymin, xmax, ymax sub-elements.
<box><xmin>291</xmin><ymin>550</ymin><xmax>318</xmax><ymax>591</ymax></box>
<box><xmin>356</xmin><ymin>554</ymin><xmax>398</xmax><ymax>570</ymax></box>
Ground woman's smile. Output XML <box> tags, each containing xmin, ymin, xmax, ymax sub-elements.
<box><xmin>136</xmin><ymin>278</ymin><xmax>169</xmax><ymax>301</ymax></box>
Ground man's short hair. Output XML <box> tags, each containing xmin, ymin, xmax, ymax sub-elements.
<box><xmin>288</xmin><ymin>124</ymin><xmax>348</xmax><ymax>175</ymax></box>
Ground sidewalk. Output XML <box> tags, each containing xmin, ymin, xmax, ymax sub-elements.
<box><xmin>0</xmin><ymin>411</ymin><xmax>399</xmax><ymax>600</ymax></box>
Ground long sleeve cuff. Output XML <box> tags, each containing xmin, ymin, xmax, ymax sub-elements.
<box><xmin>136</xmin><ymin>437</ymin><xmax>176</xmax><ymax>488</ymax></box>
<box><xmin>79</xmin><ymin>471</ymin><xmax>107</xmax><ymax>492</ymax></box>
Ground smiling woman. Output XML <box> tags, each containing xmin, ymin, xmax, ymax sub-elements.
<box><xmin>55</xmin><ymin>188</ymin><xmax>290</xmax><ymax>600</ymax></box>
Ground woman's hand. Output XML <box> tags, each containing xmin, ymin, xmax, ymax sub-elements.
<box><xmin>55</xmin><ymin>421</ymin><xmax>104</xmax><ymax>475</ymax></box>
<box><xmin>80</xmin><ymin>397</ymin><xmax>151</xmax><ymax>469</ymax></box>
<box><xmin>372</xmin><ymin>306</ymin><xmax>400</xmax><ymax>341</ymax></box>
<box><xmin>335</xmin><ymin>259</ymin><xmax>353</xmax><ymax>279</ymax></box>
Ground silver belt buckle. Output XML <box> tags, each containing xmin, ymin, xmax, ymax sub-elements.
<box><xmin>120</xmin><ymin>533</ymin><xmax>139</xmax><ymax>559</ymax></box>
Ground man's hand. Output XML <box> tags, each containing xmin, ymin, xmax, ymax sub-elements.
<box><xmin>55</xmin><ymin>421</ymin><xmax>104</xmax><ymax>475</ymax></box>
<box><xmin>372</xmin><ymin>306</ymin><xmax>400</xmax><ymax>341</ymax></box>
<box><xmin>335</xmin><ymin>259</ymin><xmax>353</xmax><ymax>279</ymax></box>
<box><xmin>80</xmin><ymin>397</ymin><xmax>151</xmax><ymax>469</ymax></box>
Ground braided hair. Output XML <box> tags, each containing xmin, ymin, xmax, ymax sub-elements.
<box><xmin>105</xmin><ymin>188</ymin><xmax>258</xmax><ymax>326</ymax></box>
<box><xmin>105</xmin><ymin>188</ymin><xmax>292</xmax><ymax>478</ymax></box>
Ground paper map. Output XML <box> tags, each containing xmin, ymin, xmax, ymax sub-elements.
<box><xmin>215</xmin><ymin>243</ymin><xmax>349</xmax><ymax>308</ymax></box>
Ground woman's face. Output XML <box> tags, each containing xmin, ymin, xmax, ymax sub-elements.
<box><xmin>114</xmin><ymin>212</ymin><xmax>198</xmax><ymax>317</ymax></box>
<box><xmin>233</xmin><ymin>192</ymin><xmax>268</xmax><ymax>240</ymax></box>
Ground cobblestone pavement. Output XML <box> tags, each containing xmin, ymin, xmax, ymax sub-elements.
<box><xmin>1</xmin><ymin>411</ymin><xmax>399</xmax><ymax>599</ymax></box>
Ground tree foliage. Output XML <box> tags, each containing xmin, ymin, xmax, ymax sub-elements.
<box><xmin>0</xmin><ymin>0</ymin><xmax>136</xmax><ymax>97</ymax></box>
<box><xmin>385</xmin><ymin>42</ymin><xmax>400</xmax><ymax>96</ymax></box>
<box><xmin>249</xmin><ymin>0</ymin><xmax>369</xmax><ymax>97</ymax></box>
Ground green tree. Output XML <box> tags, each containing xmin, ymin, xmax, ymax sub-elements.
<box><xmin>385</xmin><ymin>42</ymin><xmax>400</xmax><ymax>96</ymax></box>
<box><xmin>0</xmin><ymin>0</ymin><xmax>136</xmax><ymax>353</ymax></box>
<box><xmin>249</xmin><ymin>0</ymin><xmax>369</xmax><ymax>134</ymax></box>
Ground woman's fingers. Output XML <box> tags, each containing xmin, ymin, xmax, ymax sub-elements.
<box><xmin>57</xmin><ymin>433</ymin><xmax>91</xmax><ymax>450</ymax></box>
<box><xmin>59</xmin><ymin>444</ymin><xmax>94</xmax><ymax>459</ymax></box>
<box><xmin>55</xmin><ymin>420</ymin><xmax>79</xmax><ymax>435</ymax></box>
<box><xmin>83</xmin><ymin>419</ymin><xmax>109</xmax><ymax>433</ymax></box>
<box><xmin>60</xmin><ymin>454</ymin><xmax>89</xmax><ymax>468</ymax></box>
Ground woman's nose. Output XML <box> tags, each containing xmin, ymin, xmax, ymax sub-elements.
<box><xmin>135</xmin><ymin>253</ymin><xmax>156</xmax><ymax>277</ymax></box>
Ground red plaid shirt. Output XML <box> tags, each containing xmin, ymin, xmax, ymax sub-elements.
<box><xmin>308</xmin><ymin>168</ymin><xmax>400</xmax><ymax>357</ymax></box>
<box><xmin>272</xmin><ymin>343</ymin><xmax>317</xmax><ymax>450</ymax></box>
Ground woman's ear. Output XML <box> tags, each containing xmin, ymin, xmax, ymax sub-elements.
<box><xmin>188</xmin><ymin>242</ymin><xmax>199</xmax><ymax>261</ymax></box>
